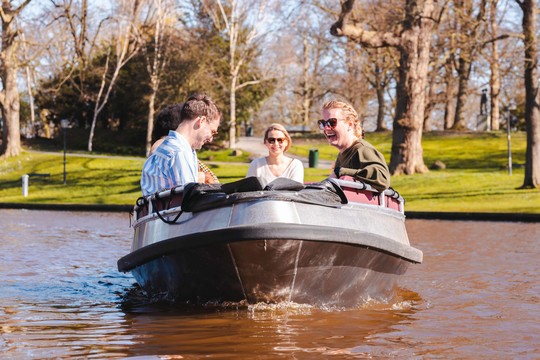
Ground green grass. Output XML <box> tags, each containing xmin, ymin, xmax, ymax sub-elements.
<box><xmin>288</xmin><ymin>131</ymin><xmax>539</xmax><ymax>213</ymax></box>
<box><xmin>197</xmin><ymin>148</ymin><xmax>251</xmax><ymax>163</ymax></box>
<box><xmin>1</xmin><ymin>131</ymin><xmax>538</xmax><ymax>213</ymax></box>
<box><xmin>290</xmin><ymin>131</ymin><xmax>527</xmax><ymax>169</ymax></box>
<box><xmin>0</xmin><ymin>153</ymin><xmax>144</xmax><ymax>205</ymax></box>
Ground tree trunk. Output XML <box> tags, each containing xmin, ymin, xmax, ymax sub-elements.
<box><xmin>374</xmin><ymin>59</ymin><xmax>388</xmax><ymax>132</ymax></box>
<box><xmin>301</xmin><ymin>35</ymin><xmax>312</xmax><ymax>126</ymax></box>
<box><xmin>490</xmin><ymin>66</ymin><xmax>501</xmax><ymax>131</ymax></box>
<box><xmin>423</xmin><ymin>72</ymin><xmax>437</xmax><ymax>132</ymax></box>
<box><xmin>520</xmin><ymin>0</ymin><xmax>540</xmax><ymax>189</ymax></box>
<box><xmin>146</xmin><ymin>83</ymin><xmax>157</xmax><ymax>156</ymax></box>
<box><xmin>0</xmin><ymin>64</ymin><xmax>21</xmax><ymax>157</ymax></box>
<box><xmin>375</xmin><ymin>85</ymin><xmax>387</xmax><ymax>131</ymax></box>
<box><xmin>229</xmin><ymin>74</ymin><xmax>237</xmax><ymax>149</ymax></box>
<box><xmin>330</xmin><ymin>0</ymin><xmax>434</xmax><ymax>175</ymax></box>
<box><xmin>452</xmin><ymin>57</ymin><xmax>472</xmax><ymax>130</ymax></box>
<box><xmin>389</xmin><ymin>0</ymin><xmax>432</xmax><ymax>175</ymax></box>
<box><xmin>390</xmin><ymin>42</ymin><xmax>429</xmax><ymax>174</ymax></box>
<box><xmin>21</xmin><ymin>33</ymin><xmax>35</xmax><ymax>135</ymax></box>
<box><xmin>88</xmin><ymin>50</ymin><xmax>111</xmax><ymax>152</ymax></box>
<box><xmin>443</xmin><ymin>60</ymin><xmax>456</xmax><ymax>129</ymax></box>
<box><xmin>0</xmin><ymin>0</ymin><xmax>31</xmax><ymax>158</ymax></box>
<box><xmin>489</xmin><ymin>0</ymin><xmax>500</xmax><ymax>131</ymax></box>
<box><xmin>24</xmin><ymin>65</ymin><xmax>36</xmax><ymax>133</ymax></box>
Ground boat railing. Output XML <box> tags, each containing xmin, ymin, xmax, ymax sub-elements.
<box><xmin>134</xmin><ymin>185</ymin><xmax>185</xmax><ymax>222</ymax></box>
<box><xmin>334</xmin><ymin>177</ymin><xmax>405</xmax><ymax>214</ymax></box>
<box><xmin>133</xmin><ymin>177</ymin><xmax>405</xmax><ymax>222</ymax></box>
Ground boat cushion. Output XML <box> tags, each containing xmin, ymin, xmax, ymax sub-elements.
<box><xmin>181</xmin><ymin>178</ymin><xmax>347</xmax><ymax>213</ymax></box>
<box><xmin>263</xmin><ymin>178</ymin><xmax>305</xmax><ymax>191</ymax></box>
<box><xmin>221</xmin><ymin>176</ymin><xmax>264</xmax><ymax>193</ymax></box>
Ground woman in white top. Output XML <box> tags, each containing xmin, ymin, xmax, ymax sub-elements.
<box><xmin>246</xmin><ymin>123</ymin><xmax>304</xmax><ymax>186</ymax></box>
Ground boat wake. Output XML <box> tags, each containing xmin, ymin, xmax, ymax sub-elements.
<box><xmin>118</xmin><ymin>283</ymin><xmax>423</xmax><ymax>314</ymax></box>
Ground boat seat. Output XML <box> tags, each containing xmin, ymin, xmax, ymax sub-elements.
<box><xmin>337</xmin><ymin>176</ymin><xmax>403</xmax><ymax>211</ymax></box>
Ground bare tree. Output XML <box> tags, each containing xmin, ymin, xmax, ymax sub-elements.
<box><xmin>432</xmin><ymin>5</ymin><xmax>458</xmax><ymax>130</ymax></box>
<box><xmin>334</xmin><ymin>41</ymin><xmax>373</xmax><ymax>125</ymax></box>
<box><xmin>19</xmin><ymin>32</ymin><xmax>36</xmax><ymax>134</ymax></box>
<box><xmin>47</xmin><ymin>0</ymin><xmax>140</xmax><ymax>151</ymax></box>
<box><xmin>362</xmin><ymin>47</ymin><xmax>395</xmax><ymax>132</ymax></box>
<box><xmin>51</xmin><ymin>0</ymin><xmax>95</xmax><ymax>120</ymax></box>
<box><xmin>40</xmin><ymin>0</ymin><xmax>110</xmax><ymax>135</ymax></box>
<box><xmin>476</xmin><ymin>0</ymin><xmax>514</xmax><ymax>132</ymax></box>
<box><xmin>423</xmin><ymin>67</ymin><xmax>439</xmax><ymax>132</ymax></box>
<box><xmin>288</xmin><ymin>8</ymin><xmax>337</xmax><ymax>127</ymax></box>
<box><xmin>331</xmin><ymin>0</ymin><xmax>437</xmax><ymax>175</ymax></box>
<box><xmin>139</xmin><ymin>0</ymin><xmax>177</xmax><ymax>156</ymax></box>
<box><xmin>87</xmin><ymin>0</ymin><xmax>141</xmax><ymax>151</ymax></box>
<box><xmin>18</xmin><ymin>16</ymin><xmax>56</xmax><ymax>137</ymax></box>
<box><xmin>442</xmin><ymin>58</ymin><xmax>457</xmax><ymax>129</ymax></box>
<box><xmin>203</xmin><ymin>0</ymin><xmax>271</xmax><ymax>149</ymax></box>
<box><xmin>299</xmin><ymin>33</ymin><xmax>315</xmax><ymax>126</ymax></box>
<box><xmin>0</xmin><ymin>0</ymin><xmax>32</xmax><ymax>158</ymax></box>
<box><xmin>451</xmin><ymin>0</ymin><xmax>488</xmax><ymax>130</ymax></box>
<box><xmin>517</xmin><ymin>0</ymin><xmax>540</xmax><ymax>189</ymax></box>
<box><xmin>487</xmin><ymin>0</ymin><xmax>501</xmax><ymax>130</ymax></box>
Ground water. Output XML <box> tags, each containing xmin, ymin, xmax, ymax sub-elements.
<box><xmin>1</xmin><ymin>209</ymin><xmax>539</xmax><ymax>359</ymax></box>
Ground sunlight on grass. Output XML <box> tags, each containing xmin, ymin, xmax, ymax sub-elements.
<box><xmin>0</xmin><ymin>131</ymin><xmax>538</xmax><ymax>213</ymax></box>
<box><xmin>391</xmin><ymin>168</ymin><xmax>539</xmax><ymax>213</ymax></box>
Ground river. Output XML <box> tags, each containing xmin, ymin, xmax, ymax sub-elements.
<box><xmin>1</xmin><ymin>209</ymin><xmax>539</xmax><ymax>359</ymax></box>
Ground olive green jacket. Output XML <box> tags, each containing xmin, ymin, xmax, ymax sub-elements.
<box><xmin>334</xmin><ymin>139</ymin><xmax>391</xmax><ymax>191</ymax></box>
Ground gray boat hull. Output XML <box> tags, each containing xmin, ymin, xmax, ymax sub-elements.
<box><xmin>119</xmin><ymin>182</ymin><xmax>423</xmax><ymax>307</ymax></box>
<box><xmin>129</xmin><ymin>231</ymin><xmax>410</xmax><ymax>307</ymax></box>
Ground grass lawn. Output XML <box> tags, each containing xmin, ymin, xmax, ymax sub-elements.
<box><xmin>0</xmin><ymin>131</ymin><xmax>538</xmax><ymax>213</ymax></box>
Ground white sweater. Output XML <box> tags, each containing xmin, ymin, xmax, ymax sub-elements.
<box><xmin>246</xmin><ymin>157</ymin><xmax>304</xmax><ymax>187</ymax></box>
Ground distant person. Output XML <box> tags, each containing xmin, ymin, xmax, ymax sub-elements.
<box><xmin>246</xmin><ymin>123</ymin><xmax>304</xmax><ymax>187</ymax></box>
<box><xmin>149</xmin><ymin>103</ymin><xmax>219</xmax><ymax>184</ymax></box>
<box><xmin>319</xmin><ymin>99</ymin><xmax>390</xmax><ymax>191</ymax></box>
<box><xmin>480</xmin><ymin>89</ymin><xmax>488</xmax><ymax>115</ymax></box>
<box><xmin>141</xmin><ymin>93</ymin><xmax>221</xmax><ymax>196</ymax></box>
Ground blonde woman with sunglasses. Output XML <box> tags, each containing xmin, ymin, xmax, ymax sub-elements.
<box><xmin>320</xmin><ymin>99</ymin><xmax>390</xmax><ymax>191</ymax></box>
<box><xmin>246</xmin><ymin>123</ymin><xmax>304</xmax><ymax>187</ymax></box>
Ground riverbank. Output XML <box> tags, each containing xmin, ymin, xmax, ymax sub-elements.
<box><xmin>1</xmin><ymin>131</ymin><xmax>538</xmax><ymax>214</ymax></box>
<box><xmin>1</xmin><ymin>202</ymin><xmax>539</xmax><ymax>222</ymax></box>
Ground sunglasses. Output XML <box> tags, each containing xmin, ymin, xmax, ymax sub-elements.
<box><xmin>266</xmin><ymin>137</ymin><xmax>285</xmax><ymax>144</ymax></box>
<box><xmin>317</xmin><ymin>118</ymin><xmax>340</xmax><ymax>130</ymax></box>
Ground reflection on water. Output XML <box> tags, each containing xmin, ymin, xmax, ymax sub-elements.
<box><xmin>118</xmin><ymin>300</ymin><xmax>418</xmax><ymax>359</ymax></box>
<box><xmin>0</xmin><ymin>209</ymin><xmax>539</xmax><ymax>359</ymax></box>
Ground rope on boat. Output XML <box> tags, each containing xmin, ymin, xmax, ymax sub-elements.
<box><xmin>152</xmin><ymin>185</ymin><xmax>185</xmax><ymax>224</ymax></box>
<box><xmin>153</xmin><ymin>204</ymin><xmax>184</xmax><ymax>224</ymax></box>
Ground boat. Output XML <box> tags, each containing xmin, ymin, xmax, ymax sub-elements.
<box><xmin>117</xmin><ymin>176</ymin><xmax>423</xmax><ymax>308</ymax></box>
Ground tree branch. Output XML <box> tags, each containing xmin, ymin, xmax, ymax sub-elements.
<box><xmin>330</xmin><ymin>0</ymin><xmax>400</xmax><ymax>48</ymax></box>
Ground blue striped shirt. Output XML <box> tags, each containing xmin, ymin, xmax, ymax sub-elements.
<box><xmin>140</xmin><ymin>131</ymin><xmax>198</xmax><ymax>196</ymax></box>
